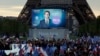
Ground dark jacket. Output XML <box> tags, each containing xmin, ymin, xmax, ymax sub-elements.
<box><xmin>37</xmin><ymin>19</ymin><xmax>53</xmax><ymax>28</ymax></box>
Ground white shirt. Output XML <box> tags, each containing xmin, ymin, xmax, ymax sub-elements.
<box><xmin>45</xmin><ymin>19</ymin><xmax>49</xmax><ymax>24</ymax></box>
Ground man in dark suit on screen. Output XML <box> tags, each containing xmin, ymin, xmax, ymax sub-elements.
<box><xmin>38</xmin><ymin>11</ymin><xmax>53</xmax><ymax>28</ymax></box>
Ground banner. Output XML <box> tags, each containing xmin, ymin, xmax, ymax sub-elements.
<box><xmin>29</xmin><ymin>29</ymin><xmax>68</xmax><ymax>40</ymax></box>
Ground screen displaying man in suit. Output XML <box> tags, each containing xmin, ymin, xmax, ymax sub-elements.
<box><xmin>32</xmin><ymin>9</ymin><xmax>66</xmax><ymax>28</ymax></box>
<box><xmin>38</xmin><ymin>11</ymin><xmax>52</xmax><ymax>28</ymax></box>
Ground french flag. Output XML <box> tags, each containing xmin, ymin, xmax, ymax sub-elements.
<box><xmin>38</xmin><ymin>47</ymin><xmax>48</xmax><ymax>56</ymax></box>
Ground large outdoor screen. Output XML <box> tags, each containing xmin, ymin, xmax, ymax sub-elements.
<box><xmin>32</xmin><ymin>9</ymin><xmax>66</xmax><ymax>29</ymax></box>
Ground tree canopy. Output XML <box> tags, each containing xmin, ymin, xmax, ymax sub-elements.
<box><xmin>79</xmin><ymin>15</ymin><xmax>100</xmax><ymax>35</ymax></box>
<box><xmin>0</xmin><ymin>17</ymin><xmax>28</xmax><ymax>35</ymax></box>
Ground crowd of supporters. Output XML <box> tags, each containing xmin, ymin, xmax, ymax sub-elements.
<box><xmin>0</xmin><ymin>34</ymin><xmax>100</xmax><ymax>56</ymax></box>
<box><xmin>0</xmin><ymin>35</ymin><xmax>22</xmax><ymax>50</ymax></box>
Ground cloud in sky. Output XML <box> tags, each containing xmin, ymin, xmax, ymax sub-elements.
<box><xmin>0</xmin><ymin>0</ymin><xmax>27</xmax><ymax>17</ymax></box>
<box><xmin>93</xmin><ymin>10</ymin><xmax>100</xmax><ymax>17</ymax></box>
<box><xmin>87</xmin><ymin>0</ymin><xmax>100</xmax><ymax>17</ymax></box>
<box><xmin>0</xmin><ymin>6</ymin><xmax>23</xmax><ymax>17</ymax></box>
<box><xmin>11</xmin><ymin>6</ymin><xmax>23</xmax><ymax>10</ymax></box>
<box><xmin>0</xmin><ymin>9</ymin><xmax>18</xmax><ymax>16</ymax></box>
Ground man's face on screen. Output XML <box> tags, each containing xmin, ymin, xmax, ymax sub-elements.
<box><xmin>44</xmin><ymin>12</ymin><xmax>50</xmax><ymax>20</ymax></box>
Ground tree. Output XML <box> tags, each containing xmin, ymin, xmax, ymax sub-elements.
<box><xmin>96</xmin><ymin>15</ymin><xmax>100</xmax><ymax>35</ymax></box>
<box><xmin>79</xmin><ymin>15</ymin><xmax>100</xmax><ymax>35</ymax></box>
<box><xmin>0</xmin><ymin>17</ymin><xmax>29</xmax><ymax>35</ymax></box>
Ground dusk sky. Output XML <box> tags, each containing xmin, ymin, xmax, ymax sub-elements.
<box><xmin>0</xmin><ymin>0</ymin><xmax>100</xmax><ymax>17</ymax></box>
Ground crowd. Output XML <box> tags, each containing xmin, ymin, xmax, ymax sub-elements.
<box><xmin>0</xmin><ymin>35</ymin><xmax>23</xmax><ymax>50</ymax></box>
<box><xmin>0</xmin><ymin>34</ymin><xmax>100</xmax><ymax>56</ymax></box>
